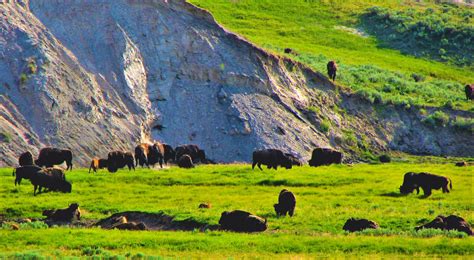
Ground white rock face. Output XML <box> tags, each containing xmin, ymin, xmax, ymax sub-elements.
<box><xmin>0</xmin><ymin>0</ymin><xmax>472</xmax><ymax>166</ymax></box>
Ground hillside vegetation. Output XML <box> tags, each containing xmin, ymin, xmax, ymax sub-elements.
<box><xmin>190</xmin><ymin>0</ymin><xmax>474</xmax><ymax>111</ymax></box>
<box><xmin>0</xmin><ymin>164</ymin><xmax>473</xmax><ymax>258</ymax></box>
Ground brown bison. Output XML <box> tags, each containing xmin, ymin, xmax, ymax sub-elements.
<box><xmin>134</xmin><ymin>143</ymin><xmax>152</xmax><ymax>167</ymax></box>
<box><xmin>175</xmin><ymin>144</ymin><xmax>206</xmax><ymax>164</ymax></box>
<box><xmin>252</xmin><ymin>149</ymin><xmax>293</xmax><ymax>170</ymax></box>
<box><xmin>274</xmin><ymin>189</ymin><xmax>296</xmax><ymax>217</ymax></box>
<box><xmin>177</xmin><ymin>154</ymin><xmax>194</xmax><ymax>168</ymax></box>
<box><xmin>308</xmin><ymin>148</ymin><xmax>342</xmax><ymax>167</ymax></box>
<box><xmin>13</xmin><ymin>165</ymin><xmax>43</xmax><ymax>185</ymax></box>
<box><xmin>343</xmin><ymin>218</ymin><xmax>379</xmax><ymax>232</ymax></box>
<box><xmin>465</xmin><ymin>84</ymin><xmax>473</xmax><ymax>100</ymax></box>
<box><xmin>219</xmin><ymin>210</ymin><xmax>267</xmax><ymax>232</ymax></box>
<box><xmin>18</xmin><ymin>151</ymin><xmax>34</xmax><ymax>166</ymax></box>
<box><xmin>29</xmin><ymin>170</ymin><xmax>71</xmax><ymax>195</ymax></box>
<box><xmin>327</xmin><ymin>60</ymin><xmax>338</xmax><ymax>81</ymax></box>
<box><xmin>399</xmin><ymin>172</ymin><xmax>452</xmax><ymax>197</ymax></box>
<box><xmin>107</xmin><ymin>151</ymin><xmax>135</xmax><ymax>173</ymax></box>
<box><xmin>416</xmin><ymin>215</ymin><xmax>472</xmax><ymax>236</ymax></box>
<box><xmin>35</xmin><ymin>148</ymin><xmax>73</xmax><ymax>170</ymax></box>
<box><xmin>88</xmin><ymin>158</ymin><xmax>108</xmax><ymax>173</ymax></box>
<box><xmin>43</xmin><ymin>203</ymin><xmax>81</xmax><ymax>222</ymax></box>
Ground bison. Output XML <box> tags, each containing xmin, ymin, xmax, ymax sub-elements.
<box><xmin>399</xmin><ymin>172</ymin><xmax>452</xmax><ymax>197</ymax></box>
<box><xmin>35</xmin><ymin>148</ymin><xmax>73</xmax><ymax>170</ymax></box>
<box><xmin>29</xmin><ymin>170</ymin><xmax>71</xmax><ymax>195</ymax></box>
<box><xmin>89</xmin><ymin>158</ymin><xmax>108</xmax><ymax>173</ymax></box>
<box><xmin>43</xmin><ymin>203</ymin><xmax>81</xmax><ymax>222</ymax></box>
<box><xmin>177</xmin><ymin>154</ymin><xmax>194</xmax><ymax>168</ymax></box>
<box><xmin>134</xmin><ymin>143</ymin><xmax>152</xmax><ymax>167</ymax></box>
<box><xmin>149</xmin><ymin>142</ymin><xmax>166</xmax><ymax>168</ymax></box>
<box><xmin>416</xmin><ymin>215</ymin><xmax>472</xmax><ymax>236</ymax></box>
<box><xmin>343</xmin><ymin>218</ymin><xmax>379</xmax><ymax>232</ymax></box>
<box><xmin>308</xmin><ymin>148</ymin><xmax>342</xmax><ymax>167</ymax></box>
<box><xmin>252</xmin><ymin>149</ymin><xmax>293</xmax><ymax>171</ymax></box>
<box><xmin>274</xmin><ymin>189</ymin><xmax>296</xmax><ymax>217</ymax></box>
<box><xmin>13</xmin><ymin>165</ymin><xmax>42</xmax><ymax>186</ymax></box>
<box><xmin>163</xmin><ymin>144</ymin><xmax>176</xmax><ymax>164</ymax></box>
<box><xmin>107</xmin><ymin>151</ymin><xmax>135</xmax><ymax>173</ymax></box>
<box><xmin>465</xmin><ymin>84</ymin><xmax>473</xmax><ymax>100</ymax></box>
<box><xmin>219</xmin><ymin>210</ymin><xmax>267</xmax><ymax>232</ymax></box>
<box><xmin>455</xmin><ymin>161</ymin><xmax>467</xmax><ymax>167</ymax></box>
<box><xmin>175</xmin><ymin>144</ymin><xmax>206</xmax><ymax>164</ymax></box>
<box><xmin>327</xmin><ymin>60</ymin><xmax>338</xmax><ymax>81</ymax></box>
<box><xmin>18</xmin><ymin>151</ymin><xmax>34</xmax><ymax>166</ymax></box>
<box><xmin>199</xmin><ymin>203</ymin><xmax>212</xmax><ymax>209</ymax></box>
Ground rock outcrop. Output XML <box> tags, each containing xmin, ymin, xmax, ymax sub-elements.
<box><xmin>0</xmin><ymin>0</ymin><xmax>472</xmax><ymax>166</ymax></box>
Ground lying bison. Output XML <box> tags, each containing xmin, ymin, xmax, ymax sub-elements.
<box><xmin>252</xmin><ymin>149</ymin><xmax>293</xmax><ymax>170</ymax></box>
<box><xmin>89</xmin><ymin>158</ymin><xmax>108</xmax><ymax>173</ymax></box>
<box><xmin>465</xmin><ymin>84</ymin><xmax>473</xmax><ymax>100</ymax></box>
<box><xmin>18</xmin><ymin>151</ymin><xmax>34</xmax><ymax>166</ymax></box>
<box><xmin>274</xmin><ymin>189</ymin><xmax>296</xmax><ymax>217</ymax></box>
<box><xmin>175</xmin><ymin>144</ymin><xmax>206</xmax><ymax>164</ymax></box>
<box><xmin>327</xmin><ymin>60</ymin><xmax>338</xmax><ymax>81</ymax></box>
<box><xmin>30</xmin><ymin>170</ymin><xmax>71</xmax><ymax>195</ymax></box>
<box><xmin>416</xmin><ymin>215</ymin><xmax>472</xmax><ymax>236</ymax></box>
<box><xmin>219</xmin><ymin>210</ymin><xmax>267</xmax><ymax>232</ymax></box>
<box><xmin>107</xmin><ymin>151</ymin><xmax>135</xmax><ymax>173</ymax></box>
<box><xmin>43</xmin><ymin>203</ymin><xmax>81</xmax><ymax>222</ymax></box>
<box><xmin>400</xmin><ymin>172</ymin><xmax>452</xmax><ymax>197</ymax></box>
<box><xmin>308</xmin><ymin>148</ymin><xmax>342</xmax><ymax>167</ymax></box>
<box><xmin>13</xmin><ymin>165</ymin><xmax>42</xmax><ymax>185</ymax></box>
<box><xmin>134</xmin><ymin>143</ymin><xmax>152</xmax><ymax>167</ymax></box>
<box><xmin>177</xmin><ymin>154</ymin><xmax>194</xmax><ymax>168</ymax></box>
<box><xmin>343</xmin><ymin>218</ymin><xmax>379</xmax><ymax>232</ymax></box>
<box><xmin>35</xmin><ymin>148</ymin><xmax>73</xmax><ymax>170</ymax></box>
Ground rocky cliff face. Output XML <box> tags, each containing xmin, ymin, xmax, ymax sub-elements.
<box><xmin>0</xmin><ymin>0</ymin><xmax>472</xmax><ymax>167</ymax></box>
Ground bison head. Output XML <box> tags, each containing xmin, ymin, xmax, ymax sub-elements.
<box><xmin>273</xmin><ymin>204</ymin><xmax>283</xmax><ymax>216</ymax></box>
<box><xmin>247</xmin><ymin>215</ymin><xmax>267</xmax><ymax>232</ymax></box>
<box><xmin>59</xmin><ymin>181</ymin><xmax>72</xmax><ymax>193</ymax></box>
<box><xmin>198</xmin><ymin>149</ymin><xmax>206</xmax><ymax>163</ymax></box>
<box><xmin>399</xmin><ymin>185</ymin><xmax>414</xmax><ymax>194</ymax></box>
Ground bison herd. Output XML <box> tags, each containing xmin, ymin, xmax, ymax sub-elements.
<box><xmin>9</xmin><ymin>143</ymin><xmax>472</xmax><ymax>235</ymax></box>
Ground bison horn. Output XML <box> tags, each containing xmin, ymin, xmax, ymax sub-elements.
<box><xmin>264</xmin><ymin>218</ymin><xmax>267</xmax><ymax>224</ymax></box>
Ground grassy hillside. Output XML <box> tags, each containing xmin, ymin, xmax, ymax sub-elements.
<box><xmin>1</xmin><ymin>164</ymin><xmax>473</xmax><ymax>258</ymax></box>
<box><xmin>190</xmin><ymin>0</ymin><xmax>474</xmax><ymax>111</ymax></box>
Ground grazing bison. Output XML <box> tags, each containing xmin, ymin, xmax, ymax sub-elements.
<box><xmin>308</xmin><ymin>148</ymin><xmax>342</xmax><ymax>167</ymax></box>
<box><xmin>219</xmin><ymin>210</ymin><xmax>267</xmax><ymax>232</ymax></box>
<box><xmin>89</xmin><ymin>158</ymin><xmax>108</xmax><ymax>173</ymax></box>
<box><xmin>175</xmin><ymin>144</ymin><xmax>206</xmax><ymax>164</ymax></box>
<box><xmin>285</xmin><ymin>153</ymin><xmax>303</xmax><ymax>166</ymax></box>
<box><xmin>399</xmin><ymin>172</ymin><xmax>452</xmax><ymax>197</ymax></box>
<box><xmin>43</xmin><ymin>203</ymin><xmax>81</xmax><ymax>222</ymax></box>
<box><xmin>18</xmin><ymin>151</ymin><xmax>34</xmax><ymax>166</ymax></box>
<box><xmin>455</xmin><ymin>161</ymin><xmax>467</xmax><ymax>167</ymax></box>
<box><xmin>416</xmin><ymin>215</ymin><xmax>472</xmax><ymax>236</ymax></box>
<box><xmin>343</xmin><ymin>218</ymin><xmax>379</xmax><ymax>232</ymax></box>
<box><xmin>29</xmin><ymin>170</ymin><xmax>71</xmax><ymax>195</ymax></box>
<box><xmin>163</xmin><ymin>144</ymin><xmax>176</xmax><ymax>164</ymax></box>
<box><xmin>13</xmin><ymin>165</ymin><xmax>42</xmax><ymax>185</ymax></box>
<box><xmin>274</xmin><ymin>189</ymin><xmax>296</xmax><ymax>217</ymax></box>
<box><xmin>35</xmin><ymin>148</ymin><xmax>73</xmax><ymax>170</ymax></box>
<box><xmin>327</xmin><ymin>60</ymin><xmax>338</xmax><ymax>81</ymax></box>
<box><xmin>177</xmin><ymin>154</ymin><xmax>194</xmax><ymax>168</ymax></box>
<box><xmin>465</xmin><ymin>84</ymin><xmax>474</xmax><ymax>100</ymax></box>
<box><xmin>134</xmin><ymin>143</ymin><xmax>152</xmax><ymax>167</ymax></box>
<box><xmin>107</xmin><ymin>151</ymin><xmax>135</xmax><ymax>173</ymax></box>
<box><xmin>252</xmin><ymin>149</ymin><xmax>293</xmax><ymax>171</ymax></box>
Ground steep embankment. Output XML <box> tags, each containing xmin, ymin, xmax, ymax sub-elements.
<box><xmin>0</xmin><ymin>0</ymin><xmax>472</xmax><ymax>166</ymax></box>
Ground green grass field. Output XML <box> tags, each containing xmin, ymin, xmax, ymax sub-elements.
<box><xmin>190</xmin><ymin>0</ymin><xmax>474</xmax><ymax>111</ymax></box>
<box><xmin>1</xmin><ymin>164</ymin><xmax>473</xmax><ymax>258</ymax></box>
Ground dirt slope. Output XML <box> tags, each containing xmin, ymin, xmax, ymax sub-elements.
<box><xmin>0</xmin><ymin>0</ymin><xmax>472</xmax><ymax>166</ymax></box>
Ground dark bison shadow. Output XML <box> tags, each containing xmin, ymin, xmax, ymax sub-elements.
<box><xmin>380</xmin><ymin>192</ymin><xmax>407</xmax><ymax>198</ymax></box>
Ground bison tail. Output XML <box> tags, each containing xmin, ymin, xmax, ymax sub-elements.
<box><xmin>449</xmin><ymin>178</ymin><xmax>453</xmax><ymax>190</ymax></box>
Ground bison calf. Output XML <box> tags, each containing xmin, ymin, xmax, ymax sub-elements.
<box><xmin>89</xmin><ymin>158</ymin><xmax>108</xmax><ymax>173</ymax></box>
<box><xmin>400</xmin><ymin>172</ymin><xmax>452</xmax><ymax>197</ymax></box>
<box><xmin>274</xmin><ymin>189</ymin><xmax>296</xmax><ymax>217</ymax></box>
<box><xmin>219</xmin><ymin>210</ymin><xmax>267</xmax><ymax>232</ymax></box>
<box><xmin>343</xmin><ymin>218</ymin><xmax>379</xmax><ymax>232</ymax></box>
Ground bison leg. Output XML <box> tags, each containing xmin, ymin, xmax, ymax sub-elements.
<box><xmin>442</xmin><ymin>185</ymin><xmax>449</xmax><ymax>193</ymax></box>
<box><xmin>416</xmin><ymin>187</ymin><xmax>420</xmax><ymax>195</ymax></box>
<box><xmin>274</xmin><ymin>165</ymin><xmax>278</xmax><ymax>170</ymax></box>
<box><xmin>34</xmin><ymin>185</ymin><xmax>38</xmax><ymax>196</ymax></box>
<box><xmin>252</xmin><ymin>162</ymin><xmax>257</xmax><ymax>170</ymax></box>
<box><xmin>422</xmin><ymin>187</ymin><xmax>432</xmax><ymax>197</ymax></box>
<box><xmin>257</xmin><ymin>163</ymin><xmax>263</xmax><ymax>171</ymax></box>
<box><xmin>289</xmin><ymin>209</ymin><xmax>294</xmax><ymax>217</ymax></box>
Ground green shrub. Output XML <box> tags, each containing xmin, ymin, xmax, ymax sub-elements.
<box><xmin>0</xmin><ymin>132</ymin><xmax>11</xmax><ymax>143</ymax></box>
<box><xmin>452</xmin><ymin>116</ymin><xmax>474</xmax><ymax>133</ymax></box>
<box><xmin>19</xmin><ymin>73</ymin><xmax>28</xmax><ymax>85</ymax></box>
<box><xmin>320</xmin><ymin>119</ymin><xmax>331</xmax><ymax>133</ymax></box>
<box><xmin>422</xmin><ymin>111</ymin><xmax>450</xmax><ymax>127</ymax></box>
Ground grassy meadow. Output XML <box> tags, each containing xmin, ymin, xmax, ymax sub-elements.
<box><xmin>190</xmin><ymin>0</ymin><xmax>474</xmax><ymax>112</ymax></box>
<box><xmin>0</xmin><ymin>163</ymin><xmax>473</xmax><ymax>258</ymax></box>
